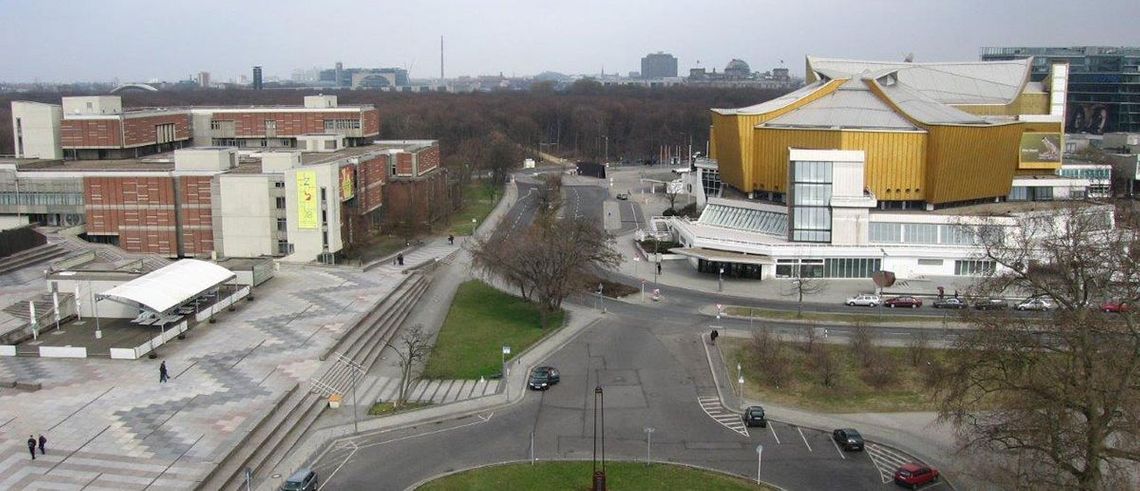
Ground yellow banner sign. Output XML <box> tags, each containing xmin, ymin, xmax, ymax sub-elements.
<box><xmin>296</xmin><ymin>170</ymin><xmax>318</xmax><ymax>229</ymax></box>
<box><xmin>340</xmin><ymin>165</ymin><xmax>355</xmax><ymax>201</ymax></box>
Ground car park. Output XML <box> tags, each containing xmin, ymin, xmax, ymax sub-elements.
<box><xmin>893</xmin><ymin>463</ymin><xmax>939</xmax><ymax>488</ymax></box>
<box><xmin>932</xmin><ymin>297</ymin><xmax>966</xmax><ymax>309</ymax></box>
<box><xmin>1101</xmin><ymin>301</ymin><xmax>1131</xmax><ymax>313</ymax></box>
<box><xmin>832</xmin><ymin>428</ymin><xmax>864</xmax><ymax>451</ymax></box>
<box><xmin>281</xmin><ymin>469</ymin><xmax>318</xmax><ymax>491</ymax></box>
<box><xmin>845</xmin><ymin>294</ymin><xmax>881</xmax><ymax>307</ymax></box>
<box><xmin>884</xmin><ymin>296</ymin><xmax>922</xmax><ymax>309</ymax></box>
<box><xmin>974</xmin><ymin>298</ymin><xmax>1007</xmax><ymax>310</ymax></box>
<box><xmin>528</xmin><ymin>366</ymin><xmax>560</xmax><ymax>390</ymax></box>
<box><xmin>742</xmin><ymin>405</ymin><xmax>767</xmax><ymax>427</ymax></box>
<box><xmin>1016</xmin><ymin>298</ymin><xmax>1054</xmax><ymax>311</ymax></box>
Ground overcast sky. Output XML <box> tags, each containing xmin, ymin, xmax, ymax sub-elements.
<box><xmin>1</xmin><ymin>0</ymin><xmax>1138</xmax><ymax>83</ymax></box>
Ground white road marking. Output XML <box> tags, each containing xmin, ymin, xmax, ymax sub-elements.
<box><xmin>317</xmin><ymin>441</ymin><xmax>358</xmax><ymax>490</ymax></box>
<box><xmin>830</xmin><ymin>435</ymin><xmax>847</xmax><ymax>460</ymax></box>
<box><xmin>797</xmin><ymin>427</ymin><xmax>812</xmax><ymax>452</ymax></box>
<box><xmin>697</xmin><ymin>396</ymin><xmax>749</xmax><ymax>437</ymax></box>
<box><xmin>768</xmin><ymin>423</ymin><xmax>781</xmax><ymax>444</ymax></box>
<box><xmin>865</xmin><ymin>442</ymin><xmax>914</xmax><ymax>483</ymax></box>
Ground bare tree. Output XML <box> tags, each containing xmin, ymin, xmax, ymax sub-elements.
<box><xmin>781</xmin><ymin>274</ymin><xmax>829</xmax><ymax>317</ymax></box>
<box><xmin>386</xmin><ymin>324</ymin><xmax>432</xmax><ymax>409</ymax></box>
<box><xmin>663</xmin><ymin>184</ymin><xmax>682</xmax><ymax>213</ymax></box>
<box><xmin>813</xmin><ymin>346</ymin><xmax>840</xmax><ymax>388</ymax></box>
<box><xmin>849</xmin><ymin>321</ymin><xmax>878</xmax><ymax>368</ymax></box>
<box><xmin>800</xmin><ymin>324</ymin><xmax>821</xmax><ymax>354</ymax></box>
<box><xmin>469</xmin><ymin>213</ymin><xmax>620</xmax><ymax>328</ymax></box>
<box><xmin>936</xmin><ymin>203</ymin><xmax>1140</xmax><ymax>489</ymax></box>
<box><xmin>862</xmin><ymin>354</ymin><xmax>897</xmax><ymax>389</ymax></box>
<box><xmin>748</xmin><ymin>328</ymin><xmax>792</xmax><ymax>387</ymax></box>
<box><xmin>906</xmin><ymin>331</ymin><xmax>931</xmax><ymax>367</ymax></box>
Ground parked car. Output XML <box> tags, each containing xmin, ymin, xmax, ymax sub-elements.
<box><xmin>932</xmin><ymin>297</ymin><xmax>967</xmax><ymax>309</ymax></box>
<box><xmin>281</xmin><ymin>469</ymin><xmax>318</xmax><ymax>491</ymax></box>
<box><xmin>528</xmin><ymin>366</ymin><xmax>560</xmax><ymax>390</ymax></box>
<box><xmin>845</xmin><ymin>294</ymin><xmax>881</xmax><ymax>307</ymax></box>
<box><xmin>974</xmin><ymin>298</ymin><xmax>1008</xmax><ymax>310</ymax></box>
<box><xmin>832</xmin><ymin>428</ymin><xmax>865</xmax><ymax>451</ymax></box>
<box><xmin>893</xmin><ymin>463</ymin><xmax>939</xmax><ymax>489</ymax></box>
<box><xmin>1101</xmin><ymin>301</ymin><xmax>1131</xmax><ymax>313</ymax></box>
<box><xmin>742</xmin><ymin>405</ymin><xmax>767</xmax><ymax>427</ymax></box>
<box><xmin>1016</xmin><ymin>298</ymin><xmax>1055</xmax><ymax>311</ymax></box>
<box><xmin>615</xmin><ymin>192</ymin><xmax>630</xmax><ymax>200</ymax></box>
<box><xmin>884</xmin><ymin>296</ymin><xmax>923</xmax><ymax>309</ymax></box>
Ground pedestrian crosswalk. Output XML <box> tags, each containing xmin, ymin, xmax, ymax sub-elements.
<box><xmin>357</xmin><ymin>376</ymin><xmax>501</xmax><ymax>406</ymax></box>
<box><xmin>866</xmin><ymin>442</ymin><xmax>913</xmax><ymax>483</ymax></box>
<box><xmin>697</xmin><ymin>396</ymin><xmax>749</xmax><ymax>437</ymax></box>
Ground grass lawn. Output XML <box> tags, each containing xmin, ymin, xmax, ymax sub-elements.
<box><xmin>723</xmin><ymin>337</ymin><xmax>945</xmax><ymax>412</ymax></box>
<box><xmin>447</xmin><ymin>181</ymin><xmax>503</xmax><ymax>236</ymax></box>
<box><xmin>368</xmin><ymin>401</ymin><xmax>432</xmax><ymax>416</ymax></box>
<box><xmin>422</xmin><ymin>280</ymin><xmax>564</xmax><ymax>379</ymax></box>
<box><xmin>418</xmin><ymin>461</ymin><xmax>773</xmax><ymax>491</ymax></box>
<box><xmin>724</xmin><ymin>306</ymin><xmax>953</xmax><ymax>325</ymax></box>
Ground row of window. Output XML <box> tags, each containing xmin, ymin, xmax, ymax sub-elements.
<box><xmin>324</xmin><ymin>119</ymin><xmax>361</xmax><ymax>130</ymax></box>
<box><xmin>869</xmin><ymin>222</ymin><xmax>982</xmax><ymax>246</ymax></box>
<box><xmin>954</xmin><ymin>260</ymin><xmax>995</xmax><ymax>276</ymax></box>
<box><xmin>773</xmin><ymin>257</ymin><xmax>881</xmax><ymax>279</ymax></box>
<box><xmin>1008</xmin><ymin>186</ymin><xmax>1054</xmax><ymax>201</ymax></box>
<box><xmin>0</xmin><ymin>192</ymin><xmax>84</xmax><ymax>207</ymax></box>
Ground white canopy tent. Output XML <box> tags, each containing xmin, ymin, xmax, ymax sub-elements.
<box><xmin>97</xmin><ymin>259</ymin><xmax>236</xmax><ymax>315</ymax></box>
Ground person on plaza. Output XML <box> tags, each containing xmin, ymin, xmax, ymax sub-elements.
<box><xmin>447</xmin><ymin>234</ymin><xmax>454</xmax><ymax>245</ymax></box>
<box><xmin>656</xmin><ymin>262</ymin><xmax>662</xmax><ymax>275</ymax></box>
<box><xmin>37</xmin><ymin>434</ymin><xmax>46</xmax><ymax>455</ymax></box>
<box><xmin>159</xmin><ymin>361</ymin><xmax>169</xmax><ymax>383</ymax></box>
<box><xmin>937</xmin><ymin>286</ymin><xmax>945</xmax><ymax>300</ymax></box>
<box><xmin>27</xmin><ymin>436</ymin><xmax>36</xmax><ymax>460</ymax></box>
<box><xmin>397</xmin><ymin>253</ymin><xmax>404</xmax><ymax>266</ymax></box>
<box><xmin>710</xmin><ymin>329</ymin><xmax>719</xmax><ymax>344</ymax></box>
<box><xmin>954</xmin><ymin>289</ymin><xmax>959</xmax><ymax>299</ymax></box>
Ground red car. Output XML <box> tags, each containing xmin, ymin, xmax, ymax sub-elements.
<box><xmin>1101</xmin><ymin>301</ymin><xmax>1131</xmax><ymax>313</ymax></box>
<box><xmin>884</xmin><ymin>296</ymin><xmax>923</xmax><ymax>309</ymax></box>
<box><xmin>894</xmin><ymin>463</ymin><xmax>939</xmax><ymax>489</ymax></box>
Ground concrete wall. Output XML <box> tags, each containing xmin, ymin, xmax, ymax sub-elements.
<box><xmin>304</xmin><ymin>95</ymin><xmax>337</xmax><ymax>108</ymax></box>
<box><xmin>62</xmin><ymin>96</ymin><xmax>122</xmax><ymax>115</ymax></box>
<box><xmin>0</xmin><ymin>215</ymin><xmax>29</xmax><ymax>231</ymax></box>
<box><xmin>174</xmin><ymin>147</ymin><xmax>237</xmax><ymax>171</ymax></box>
<box><xmin>216</xmin><ymin>174</ymin><xmax>275</xmax><ymax>257</ymax></box>
<box><xmin>11</xmin><ymin>102</ymin><xmax>63</xmax><ymax>159</ymax></box>
<box><xmin>284</xmin><ymin>162</ymin><xmax>342</xmax><ymax>262</ymax></box>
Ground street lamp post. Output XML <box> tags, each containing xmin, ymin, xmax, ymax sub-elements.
<box><xmin>643</xmin><ymin>427</ymin><xmax>655</xmax><ymax>466</ymax></box>
<box><xmin>738</xmin><ymin>375</ymin><xmax>745</xmax><ymax>410</ymax></box>
<box><xmin>756</xmin><ymin>444</ymin><xmax>764</xmax><ymax>484</ymax></box>
<box><xmin>501</xmin><ymin>345</ymin><xmax>511</xmax><ymax>378</ymax></box>
<box><xmin>718</xmin><ymin>267</ymin><xmax>725</xmax><ymax>292</ymax></box>
<box><xmin>472</xmin><ymin>218</ymin><xmax>478</xmax><ymax>236</ymax></box>
<box><xmin>597</xmin><ymin>283</ymin><xmax>605</xmax><ymax>314</ymax></box>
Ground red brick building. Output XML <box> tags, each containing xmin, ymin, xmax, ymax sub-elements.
<box><xmin>84</xmin><ymin>173</ymin><xmax>216</xmax><ymax>257</ymax></box>
<box><xmin>381</xmin><ymin>141</ymin><xmax>451</xmax><ymax>232</ymax></box>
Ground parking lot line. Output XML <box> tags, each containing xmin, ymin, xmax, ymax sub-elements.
<box><xmin>830</xmin><ymin>436</ymin><xmax>847</xmax><ymax>459</ymax></box>
<box><xmin>797</xmin><ymin>427</ymin><xmax>812</xmax><ymax>452</ymax></box>
<box><xmin>768</xmin><ymin>423</ymin><xmax>781</xmax><ymax>444</ymax></box>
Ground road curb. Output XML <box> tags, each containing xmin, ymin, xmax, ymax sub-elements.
<box><xmin>696</xmin><ymin>304</ymin><xmax>971</xmax><ymax>330</ymax></box>
<box><xmin>402</xmin><ymin>458</ymin><xmax>789</xmax><ymax>491</ymax></box>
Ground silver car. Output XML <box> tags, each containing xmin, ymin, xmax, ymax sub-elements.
<box><xmin>845</xmin><ymin>294</ymin><xmax>881</xmax><ymax>307</ymax></box>
<box><xmin>1016</xmin><ymin>298</ymin><xmax>1055</xmax><ymax>311</ymax></box>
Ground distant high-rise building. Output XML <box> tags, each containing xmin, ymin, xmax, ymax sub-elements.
<box><xmin>641</xmin><ymin>52</ymin><xmax>678</xmax><ymax>79</ymax></box>
<box><xmin>197</xmin><ymin>71</ymin><xmax>210</xmax><ymax>88</ymax></box>
<box><xmin>981</xmin><ymin>46</ymin><xmax>1140</xmax><ymax>133</ymax></box>
<box><xmin>335</xmin><ymin>62</ymin><xmax>344</xmax><ymax>86</ymax></box>
<box><xmin>252</xmin><ymin>66</ymin><xmax>263</xmax><ymax>90</ymax></box>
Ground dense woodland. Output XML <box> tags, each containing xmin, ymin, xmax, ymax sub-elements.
<box><xmin>0</xmin><ymin>82</ymin><xmax>787</xmax><ymax>173</ymax></box>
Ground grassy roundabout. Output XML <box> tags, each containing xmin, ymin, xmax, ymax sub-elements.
<box><xmin>422</xmin><ymin>280</ymin><xmax>565</xmax><ymax>379</ymax></box>
<box><xmin>417</xmin><ymin>461</ymin><xmax>774</xmax><ymax>490</ymax></box>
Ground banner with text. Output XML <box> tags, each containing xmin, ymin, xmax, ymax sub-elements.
<box><xmin>297</xmin><ymin>170</ymin><xmax>319</xmax><ymax>229</ymax></box>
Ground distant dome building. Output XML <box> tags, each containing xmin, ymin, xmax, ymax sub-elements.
<box><xmin>724</xmin><ymin>59</ymin><xmax>752</xmax><ymax>79</ymax></box>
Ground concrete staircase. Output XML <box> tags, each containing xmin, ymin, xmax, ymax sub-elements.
<box><xmin>0</xmin><ymin>243</ymin><xmax>68</xmax><ymax>275</ymax></box>
<box><xmin>195</xmin><ymin>272</ymin><xmax>430</xmax><ymax>491</ymax></box>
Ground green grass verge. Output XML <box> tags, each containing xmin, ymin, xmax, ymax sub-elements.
<box><xmin>724</xmin><ymin>337</ymin><xmax>944</xmax><ymax>413</ymax></box>
<box><xmin>422</xmin><ymin>280</ymin><xmax>564</xmax><ymax>379</ymax></box>
<box><xmin>724</xmin><ymin>306</ymin><xmax>952</xmax><ymax>324</ymax></box>
<box><xmin>447</xmin><ymin>181</ymin><xmax>503</xmax><ymax>236</ymax></box>
<box><xmin>418</xmin><ymin>461</ymin><xmax>773</xmax><ymax>491</ymax></box>
<box><xmin>368</xmin><ymin>401</ymin><xmax>432</xmax><ymax>416</ymax></box>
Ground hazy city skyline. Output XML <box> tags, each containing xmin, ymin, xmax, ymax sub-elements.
<box><xmin>2</xmin><ymin>0</ymin><xmax>1139</xmax><ymax>83</ymax></box>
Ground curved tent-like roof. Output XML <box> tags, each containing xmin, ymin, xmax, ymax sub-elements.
<box><xmin>99</xmin><ymin>259</ymin><xmax>236</xmax><ymax>314</ymax></box>
<box><xmin>763</xmin><ymin>79</ymin><xmax>920</xmax><ymax>130</ymax></box>
<box><xmin>807</xmin><ymin>56</ymin><xmax>1032</xmax><ymax>105</ymax></box>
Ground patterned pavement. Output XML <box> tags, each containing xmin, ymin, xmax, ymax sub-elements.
<box><xmin>0</xmin><ymin>263</ymin><xmax>414</xmax><ymax>490</ymax></box>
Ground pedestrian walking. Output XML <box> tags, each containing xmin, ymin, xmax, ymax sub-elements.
<box><xmin>447</xmin><ymin>234</ymin><xmax>454</xmax><ymax>245</ymax></box>
<box><xmin>937</xmin><ymin>286</ymin><xmax>945</xmax><ymax>300</ymax></box>
<box><xmin>710</xmin><ymin>329</ymin><xmax>719</xmax><ymax>344</ymax></box>
<box><xmin>656</xmin><ymin>262</ymin><xmax>662</xmax><ymax>275</ymax></box>
<box><xmin>159</xmin><ymin>360</ymin><xmax>169</xmax><ymax>383</ymax></box>
<box><xmin>27</xmin><ymin>436</ymin><xmax>36</xmax><ymax>460</ymax></box>
<box><xmin>37</xmin><ymin>434</ymin><xmax>46</xmax><ymax>455</ymax></box>
<box><xmin>396</xmin><ymin>253</ymin><xmax>404</xmax><ymax>266</ymax></box>
<box><xmin>954</xmin><ymin>289</ymin><xmax>959</xmax><ymax>299</ymax></box>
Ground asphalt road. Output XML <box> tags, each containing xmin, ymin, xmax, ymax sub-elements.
<box><xmin>316</xmin><ymin>314</ymin><xmax>907</xmax><ymax>491</ymax></box>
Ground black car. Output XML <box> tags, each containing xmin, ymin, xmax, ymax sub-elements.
<box><xmin>832</xmin><ymin>428</ymin><xmax>865</xmax><ymax>451</ymax></box>
<box><xmin>528</xmin><ymin>366</ymin><xmax>560</xmax><ymax>390</ymax></box>
<box><xmin>932</xmin><ymin>298</ymin><xmax>967</xmax><ymax>309</ymax></box>
<box><xmin>742</xmin><ymin>405</ymin><xmax>767</xmax><ymax>427</ymax></box>
<box><xmin>616</xmin><ymin>193</ymin><xmax>630</xmax><ymax>200</ymax></box>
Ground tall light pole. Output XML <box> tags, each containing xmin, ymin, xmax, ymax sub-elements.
<box><xmin>643</xmin><ymin>427</ymin><xmax>655</xmax><ymax>466</ymax></box>
<box><xmin>738</xmin><ymin>374</ymin><xmax>745</xmax><ymax>410</ymax></box>
<box><xmin>471</xmin><ymin>218</ymin><xmax>478</xmax><ymax>236</ymax></box>
<box><xmin>597</xmin><ymin>283</ymin><xmax>605</xmax><ymax>314</ymax></box>
<box><xmin>718</xmin><ymin>267</ymin><xmax>725</xmax><ymax>292</ymax></box>
<box><xmin>501</xmin><ymin>345</ymin><xmax>511</xmax><ymax>378</ymax></box>
<box><xmin>756</xmin><ymin>444</ymin><xmax>764</xmax><ymax>484</ymax></box>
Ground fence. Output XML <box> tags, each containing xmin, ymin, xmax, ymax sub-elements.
<box><xmin>194</xmin><ymin>286</ymin><xmax>251</xmax><ymax>323</ymax></box>
<box><xmin>109</xmin><ymin>320</ymin><xmax>188</xmax><ymax>360</ymax></box>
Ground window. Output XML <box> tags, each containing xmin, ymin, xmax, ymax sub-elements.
<box><xmin>155</xmin><ymin>123</ymin><xmax>177</xmax><ymax>144</ymax></box>
<box><xmin>323</xmin><ymin>119</ymin><xmax>361</xmax><ymax>131</ymax></box>
<box><xmin>390</xmin><ymin>161</ymin><xmax>398</xmax><ymax>176</ymax></box>
<box><xmin>789</xmin><ymin>160</ymin><xmax>833</xmax><ymax>243</ymax></box>
<box><xmin>277</xmin><ymin>240</ymin><xmax>290</xmax><ymax>255</ymax></box>
<box><xmin>902</xmin><ymin>223</ymin><xmax>938</xmax><ymax>244</ymax></box>
<box><xmin>869</xmin><ymin>223</ymin><xmax>902</xmax><ymax>243</ymax></box>
<box><xmin>275</xmin><ymin>196</ymin><xmax>286</xmax><ymax>209</ymax></box>
<box><xmin>955</xmin><ymin>260</ymin><xmax>996</xmax><ymax>276</ymax></box>
<box><xmin>823</xmin><ymin>258</ymin><xmax>882</xmax><ymax>278</ymax></box>
<box><xmin>276</xmin><ymin>218</ymin><xmax>287</xmax><ymax>232</ymax></box>
<box><xmin>324</xmin><ymin>139</ymin><xmax>338</xmax><ymax>150</ymax></box>
<box><xmin>917</xmin><ymin>259</ymin><xmax>944</xmax><ymax>266</ymax></box>
<box><xmin>274</xmin><ymin>181</ymin><xmax>285</xmax><ymax>188</ymax></box>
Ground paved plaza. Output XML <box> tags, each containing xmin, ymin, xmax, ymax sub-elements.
<box><xmin>0</xmin><ymin>257</ymin><xmax>451</xmax><ymax>489</ymax></box>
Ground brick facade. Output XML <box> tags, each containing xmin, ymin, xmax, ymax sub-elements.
<box><xmin>213</xmin><ymin>111</ymin><xmax>374</xmax><ymax>138</ymax></box>
<box><xmin>395</xmin><ymin>152</ymin><xmax>414</xmax><ymax>176</ymax></box>
<box><xmin>122</xmin><ymin>113</ymin><xmax>192</xmax><ymax>147</ymax></box>
<box><xmin>357</xmin><ymin>154</ymin><xmax>387</xmax><ymax>214</ymax></box>
<box><xmin>383</xmin><ymin>170</ymin><xmax>450</xmax><ymax>231</ymax></box>
<box><xmin>84</xmin><ymin>175</ymin><xmax>214</xmax><ymax>257</ymax></box>
<box><xmin>361</xmin><ymin>108</ymin><xmax>381</xmax><ymax>137</ymax></box>
<box><xmin>415</xmin><ymin>145</ymin><xmax>440</xmax><ymax>176</ymax></box>
<box><xmin>61</xmin><ymin>119</ymin><xmax>122</xmax><ymax>148</ymax></box>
